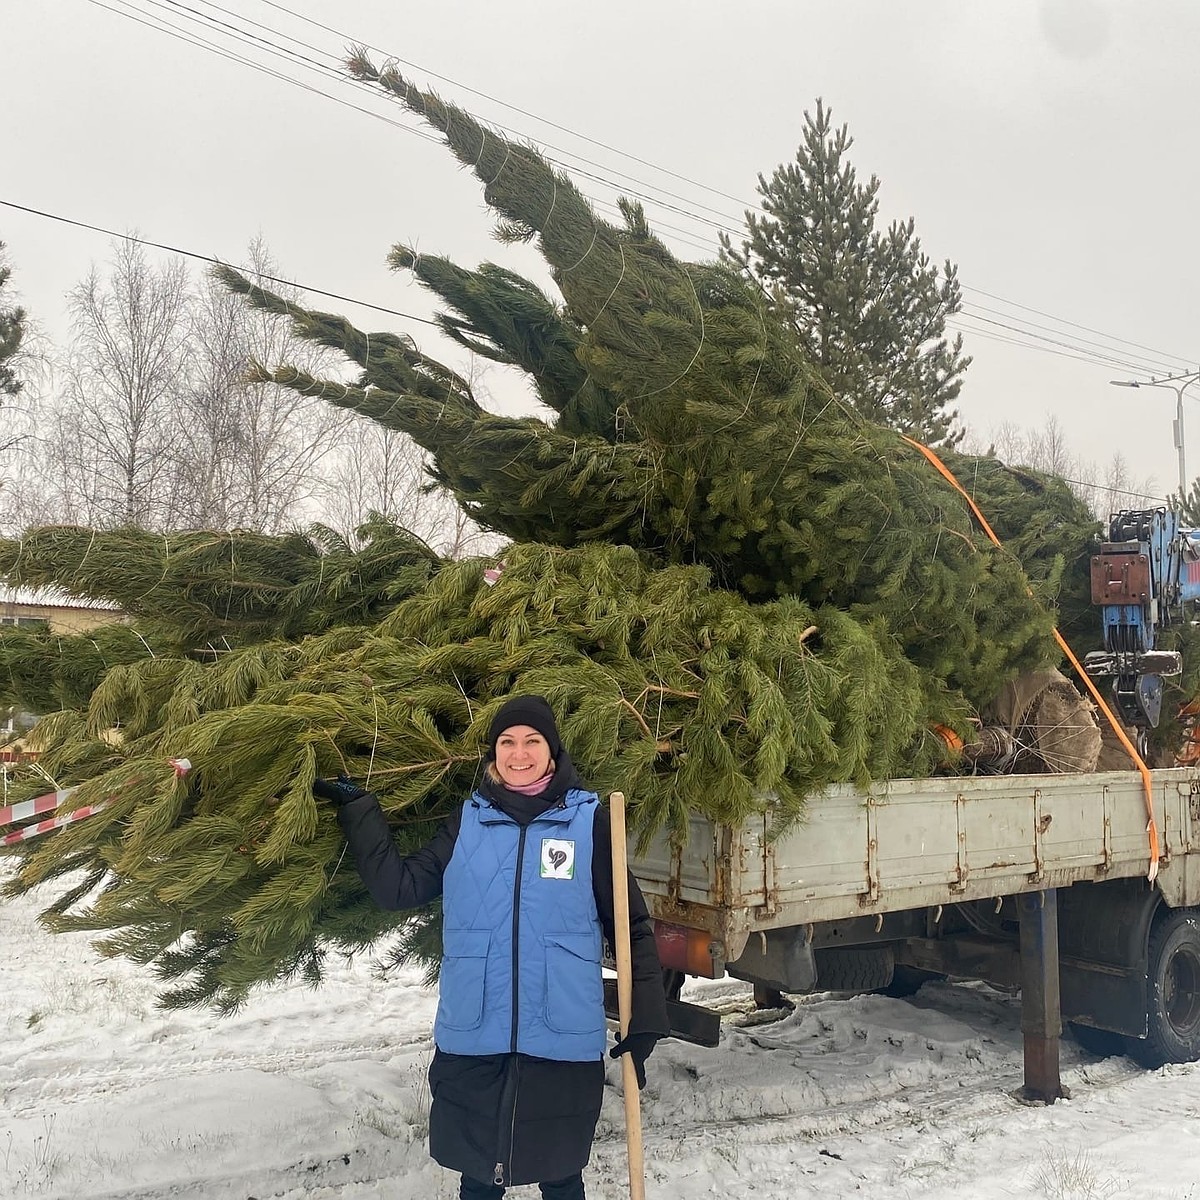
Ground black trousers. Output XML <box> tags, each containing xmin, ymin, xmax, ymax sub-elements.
<box><xmin>459</xmin><ymin>1172</ymin><xmax>585</xmax><ymax>1199</ymax></box>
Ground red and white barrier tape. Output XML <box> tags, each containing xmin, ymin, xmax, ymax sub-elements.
<box><xmin>0</xmin><ymin>788</ymin><xmax>79</xmax><ymax>828</ymax></box>
<box><xmin>2</xmin><ymin>802</ymin><xmax>108</xmax><ymax>845</ymax></box>
<box><xmin>0</xmin><ymin>759</ymin><xmax>190</xmax><ymax>845</ymax></box>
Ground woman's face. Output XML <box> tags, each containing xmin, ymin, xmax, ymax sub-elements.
<box><xmin>494</xmin><ymin>724</ymin><xmax>552</xmax><ymax>787</ymax></box>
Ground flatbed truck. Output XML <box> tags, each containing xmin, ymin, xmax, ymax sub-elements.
<box><xmin>628</xmin><ymin>766</ymin><xmax>1200</xmax><ymax>1096</ymax></box>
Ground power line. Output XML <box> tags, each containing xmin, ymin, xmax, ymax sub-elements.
<box><xmin>959</xmin><ymin>301</ymin><xmax>1180</xmax><ymax>377</ymax></box>
<box><xmin>120</xmin><ymin>0</ymin><xmax>721</xmax><ymax>257</ymax></box>
<box><xmin>949</xmin><ymin>320</ymin><xmax>1154</xmax><ymax>374</ymax></box>
<box><xmin>951</xmin><ymin>312</ymin><xmax>1172</xmax><ymax>376</ymax></box>
<box><xmin>92</xmin><ymin>0</ymin><xmax>444</xmax><ymax>146</ymax></box>
<box><xmin>68</xmin><ymin>0</ymin><xmax>1200</xmax><ymax>376</ymax></box>
<box><xmin>961</xmin><ymin>283</ymin><xmax>1194</xmax><ymax>372</ymax></box>
<box><xmin>239</xmin><ymin>1</ymin><xmax>1200</xmax><ymax>376</ymax></box>
<box><xmin>6</xmin><ymin>194</ymin><xmax>1131</xmax><ymax>381</ymax></box>
<box><xmin>131</xmin><ymin>0</ymin><xmax>747</xmax><ymax>235</ymax></box>
<box><xmin>1058</xmin><ymin>476</ymin><xmax>1167</xmax><ymax>505</ymax></box>
<box><xmin>1</xmin><ymin>195</ymin><xmax>1181</xmax><ymax>508</ymax></box>
<box><xmin>1</xmin><ymin>190</ymin><xmax>1155</xmax><ymax>379</ymax></box>
<box><xmin>256</xmin><ymin>0</ymin><xmax>757</xmax><ymax>211</ymax></box>
<box><xmin>0</xmin><ymin>198</ymin><xmax>442</xmax><ymax>327</ymax></box>
<box><xmin>101</xmin><ymin>0</ymin><xmax>735</xmax><ymax>252</ymax></box>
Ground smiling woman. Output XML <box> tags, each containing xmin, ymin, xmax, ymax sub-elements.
<box><xmin>318</xmin><ymin>693</ymin><xmax>670</xmax><ymax>1200</ymax></box>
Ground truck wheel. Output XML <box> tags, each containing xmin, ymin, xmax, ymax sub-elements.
<box><xmin>1133</xmin><ymin>908</ymin><xmax>1200</xmax><ymax>1067</ymax></box>
<box><xmin>814</xmin><ymin>946</ymin><xmax>893</xmax><ymax>993</ymax></box>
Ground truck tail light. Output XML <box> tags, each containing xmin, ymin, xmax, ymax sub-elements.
<box><xmin>653</xmin><ymin>920</ymin><xmax>719</xmax><ymax>977</ymax></box>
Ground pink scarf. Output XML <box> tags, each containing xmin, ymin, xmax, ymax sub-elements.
<box><xmin>504</xmin><ymin>771</ymin><xmax>554</xmax><ymax>796</ymax></box>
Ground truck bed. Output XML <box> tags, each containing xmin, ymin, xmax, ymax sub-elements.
<box><xmin>631</xmin><ymin>768</ymin><xmax>1200</xmax><ymax>967</ymax></box>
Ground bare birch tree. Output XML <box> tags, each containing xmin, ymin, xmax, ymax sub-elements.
<box><xmin>1</xmin><ymin>242</ymin><xmax>35</xmax><ymax>526</ymax></box>
<box><xmin>317</xmin><ymin>416</ymin><xmax>497</xmax><ymax>556</ymax></box>
<box><xmin>968</xmin><ymin>416</ymin><xmax>1159</xmax><ymax>519</ymax></box>
<box><xmin>178</xmin><ymin>239</ymin><xmax>346</xmax><ymax>532</ymax></box>
<box><xmin>59</xmin><ymin>239</ymin><xmax>191</xmax><ymax>527</ymax></box>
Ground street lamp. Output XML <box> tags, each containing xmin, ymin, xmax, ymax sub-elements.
<box><xmin>1110</xmin><ymin>369</ymin><xmax>1200</xmax><ymax>496</ymax></box>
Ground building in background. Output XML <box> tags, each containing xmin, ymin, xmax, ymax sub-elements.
<box><xmin>1</xmin><ymin>587</ymin><xmax>125</xmax><ymax>739</ymax></box>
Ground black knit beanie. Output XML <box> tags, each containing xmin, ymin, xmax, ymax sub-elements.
<box><xmin>487</xmin><ymin>695</ymin><xmax>562</xmax><ymax>760</ymax></box>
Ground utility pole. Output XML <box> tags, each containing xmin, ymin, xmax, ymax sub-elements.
<box><xmin>1110</xmin><ymin>369</ymin><xmax>1200</xmax><ymax>496</ymax></box>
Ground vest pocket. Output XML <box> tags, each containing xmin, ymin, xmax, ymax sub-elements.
<box><xmin>439</xmin><ymin>927</ymin><xmax>491</xmax><ymax>1029</ymax></box>
<box><xmin>542</xmin><ymin>931</ymin><xmax>605</xmax><ymax>1034</ymax></box>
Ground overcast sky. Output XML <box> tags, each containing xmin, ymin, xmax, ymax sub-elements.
<box><xmin>4</xmin><ymin>0</ymin><xmax>1200</xmax><ymax>505</ymax></box>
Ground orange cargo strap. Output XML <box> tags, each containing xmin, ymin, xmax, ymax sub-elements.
<box><xmin>901</xmin><ymin>435</ymin><xmax>1160</xmax><ymax>882</ymax></box>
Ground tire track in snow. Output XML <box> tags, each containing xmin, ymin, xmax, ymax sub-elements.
<box><xmin>623</xmin><ymin>1051</ymin><xmax>1143</xmax><ymax>1150</ymax></box>
<box><xmin>2</xmin><ymin>1033</ymin><xmax>434</xmax><ymax>1117</ymax></box>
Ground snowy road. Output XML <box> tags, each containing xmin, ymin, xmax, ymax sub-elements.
<box><xmin>4</xmin><ymin>867</ymin><xmax>1200</xmax><ymax>1199</ymax></box>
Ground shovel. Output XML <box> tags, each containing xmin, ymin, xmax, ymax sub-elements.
<box><xmin>609</xmin><ymin>790</ymin><xmax>646</xmax><ymax>1200</ymax></box>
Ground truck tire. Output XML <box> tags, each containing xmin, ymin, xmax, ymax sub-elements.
<box><xmin>1132</xmin><ymin>908</ymin><xmax>1200</xmax><ymax>1067</ymax></box>
<box><xmin>815</xmin><ymin>946</ymin><xmax>893</xmax><ymax>993</ymax></box>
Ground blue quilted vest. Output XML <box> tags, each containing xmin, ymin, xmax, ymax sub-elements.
<box><xmin>434</xmin><ymin>787</ymin><xmax>606</xmax><ymax>1060</ymax></box>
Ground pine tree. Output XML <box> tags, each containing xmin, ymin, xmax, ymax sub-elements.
<box><xmin>0</xmin><ymin>241</ymin><xmax>26</xmax><ymax>401</ymax></box>
<box><xmin>0</xmin><ymin>61</ymin><xmax>1101</xmax><ymax>1011</ymax></box>
<box><xmin>1172</xmin><ymin>479</ymin><xmax>1200</xmax><ymax>527</ymax></box>
<box><xmin>721</xmin><ymin>101</ymin><xmax>969</xmax><ymax>446</ymax></box>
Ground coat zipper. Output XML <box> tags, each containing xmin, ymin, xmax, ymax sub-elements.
<box><xmin>492</xmin><ymin>1055</ymin><xmax>521</xmax><ymax>1185</ymax></box>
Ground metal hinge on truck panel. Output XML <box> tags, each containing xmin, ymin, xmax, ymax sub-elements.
<box><xmin>1031</xmin><ymin>788</ymin><xmax>1045</xmax><ymax>883</ymax></box>
<box><xmin>1161</xmin><ymin>790</ymin><xmax>1172</xmax><ymax>865</ymax></box>
<box><xmin>863</xmin><ymin>793</ymin><xmax>880</xmax><ymax>905</ymax></box>
<box><xmin>1101</xmin><ymin>784</ymin><xmax>1114</xmax><ymax>871</ymax></box>
<box><xmin>952</xmin><ymin>792</ymin><xmax>969</xmax><ymax>892</ymax></box>
<box><xmin>1188</xmin><ymin>780</ymin><xmax>1200</xmax><ymax>852</ymax></box>
<box><xmin>759</xmin><ymin>833</ymin><xmax>779</xmax><ymax>917</ymax></box>
<box><xmin>668</xmin><ymin>839</ymin><xmax>683</xmax><ymax>907</ymax></box>
<box><xmin>715</xmin><ymin>824</ymin><xmax>733</xmax><ymax>908</ymax></box>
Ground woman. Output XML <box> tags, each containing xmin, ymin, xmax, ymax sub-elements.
<box><xmin>315</xmin><ymin>694</ymin><xmax>670</xmax><ymax>1200</ymax></box>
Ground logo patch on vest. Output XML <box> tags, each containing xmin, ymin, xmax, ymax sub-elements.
<box><xmin>540</xmin><ymin>838</ymin><xmax>575</xmax><ymax>879</ymax></box>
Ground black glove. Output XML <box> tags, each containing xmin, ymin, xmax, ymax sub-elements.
<box><xmin>608</xmin><ymin>1031</ymin><xmax>659</xmax><ymax>1090</ymax></box>
<box><xmin>312</xmin><ymin>774</ymin><xmax>370</xmax><ymax>805</ymax></box>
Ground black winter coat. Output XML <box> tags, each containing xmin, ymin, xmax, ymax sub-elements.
<box><xmin>336</xmin><ymin>765</ymin><xmax>669</xmax><ymax>1187</ymax></box>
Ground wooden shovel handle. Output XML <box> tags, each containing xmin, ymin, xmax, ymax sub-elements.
<box><xmin>609</xmin><ymin>790</ymin><xmax>645</xmax><ymax>1200</ymax></box>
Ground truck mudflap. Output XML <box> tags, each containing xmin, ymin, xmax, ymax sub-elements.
<box><xmin>1057</xmin><ymin>878</ymin><xmax>1158</xmax><ymax>1039</ymax></box>
<box><xmin>601</xmin><ymin>978</ymin><xmax>720</xmax><ymax>1048</ymax></box>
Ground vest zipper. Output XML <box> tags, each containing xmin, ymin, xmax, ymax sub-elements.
<box><xmin>511</xmin><ymin>823</ymin><xmax>529</xmax><ymax>1050</ymax></box>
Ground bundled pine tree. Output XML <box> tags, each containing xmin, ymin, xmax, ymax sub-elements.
<box><xmin>0</xmin><ymin>57</ymin><xmax>1104</xmax><ymax>1009</ymax></box>
<box><xmin>0</xmin><ymin>518</ymin><xmax>441</xmax><ymax>713</ymax></box>
<box><xmin>6</xmin><ymin>543</ymin><xmax>969</xmax><ymax>1008</ymax></box>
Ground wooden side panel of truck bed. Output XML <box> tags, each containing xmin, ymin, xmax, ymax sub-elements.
<box><xmin>631</xmin><ymin>769</ymin><xmax>1200</xmax><ymax>959</ymax></box>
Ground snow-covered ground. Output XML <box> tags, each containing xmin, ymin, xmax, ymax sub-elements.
<box><xmin>4</xmin><ymin>865</ymin><xmax>1200</xmax><ymax>1200</ymax></box>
